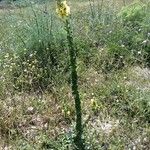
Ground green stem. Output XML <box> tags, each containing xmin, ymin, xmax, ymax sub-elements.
<box><xmin>65</xmin><ymin>19</ymin><xmax>85</xmax><ymax>150</ymax></box>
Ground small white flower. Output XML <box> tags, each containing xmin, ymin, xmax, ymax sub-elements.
<box><xmin>143</xmin><ymin>137</ymin><xmax>147</xmax><ymax>142</ymax></box>
<box><xmin>124</xmin><ymin>76</ymin><xmax>127</xmax><ymax>79</ymax></box>
<box><xmin>29</xmin><ymin>54</ymin><xmax>33</xmax><ymax>57</ymax></box>
<box><xmin>117</xmin><ymin>85</ymin><xmax>120</xmax><ymax>88</ymax></box>
<box><xmin>133</xmin><ymin>146</ymin><xmax>136</xmax><ymax>150</ymax></box>
<box><xmin>4</xmin><ymin>53</ymin><xmax>9</xmax><ymax>58</ymax></box>
<box><xmin>142</xmin><ymin>40</ymin><xmax>148</xmax><ymax>44</ymax></box>
<box><xmin>24</xmin><ymin>69</ymin><xmax>27</xmax><ymax>72</ymax></box>
<box><xmin>121</xmin><ymin>44</ymin><xmax>125</xmax><ymax>48</ymax></box>
<box><xmin>27</xmin><ymin>106</ymin><xmax>34</xmax><ymax>112</ymax></box>
<box><xmin>109</xmin><ymin>31</ymin><xmax>112</xmax><ymax>34</ymax></box>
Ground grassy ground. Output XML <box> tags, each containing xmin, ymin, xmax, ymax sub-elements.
<box><xmin>0</xmin><ymin>0</ymin><xmax>150</xmax><ymax>149</ymax></box>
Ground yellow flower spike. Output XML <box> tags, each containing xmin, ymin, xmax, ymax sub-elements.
<box><xmin>56</xmin><ymin>0</ymin><xmax>70</xmax><ymax>19</ymax></box>
<box><xmin>91</xmin><ymin>98</ymin><xmax>96</xmax><ymax>106</ymax></box>
<box><xmin>67</xmin><ymin>110</ymin><xmax>71</xmax><ymax>116</ymax></box>
<box><xmin>90</xmin><ymin>98</ymin><xmax>99</xmax><ymax>111</ymax></box>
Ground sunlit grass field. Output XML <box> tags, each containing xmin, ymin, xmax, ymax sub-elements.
<box><xmin>0</xmin><ymin>0</ymin><xmax>150</xmax><ymax>149</ymax></box>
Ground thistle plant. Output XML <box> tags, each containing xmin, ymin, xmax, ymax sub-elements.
<box><xmin>56</xmin><ymin>1</ymin><xmax>85</xmax><ymax>149</ymax></box>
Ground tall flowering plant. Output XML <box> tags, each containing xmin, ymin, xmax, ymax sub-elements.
<box><xmin>56</xmin><ymin>0</ymin><xmax>70</xmax><ymax>18</ymax></box>
<box><xmin>56</xmin><ymin>1</ymin><xmax>85</xmax><ymax>149</ymax></box>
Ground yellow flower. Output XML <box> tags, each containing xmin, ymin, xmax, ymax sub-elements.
<box><xmin>56</xmin><ymin>0</ymin><xmax>70</xmax><ymax>18</ymax></box>
<box><xmin>67</xmin><ymin>110</ymin><xmax>71</xmax><ymax>116</ymax></box>
<box><xmin>91</xmin><ymin>98</ymin><xmax>98</xmax><ymax>108</ymax></box>
<box><xmin>90</xmin><ymin>98</ymin><xmax>100</xmax><ymax>112</ymax></box>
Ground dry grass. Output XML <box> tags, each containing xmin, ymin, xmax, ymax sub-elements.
<box><xmin>0</xmin><ymin>0</ymin><xmax>150</xmax><ymax>149</ymax></box>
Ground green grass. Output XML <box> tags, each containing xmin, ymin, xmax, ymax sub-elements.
<box><xmin>0</xmin><ymin>0</ymin><xmax>150</xmax><ymax>149</ymax></box>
